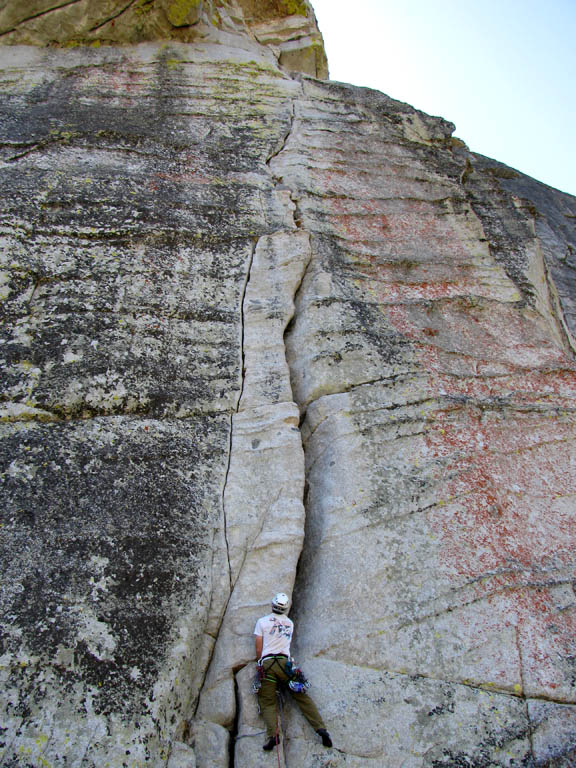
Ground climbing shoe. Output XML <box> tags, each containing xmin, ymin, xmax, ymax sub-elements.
<box><xmin>316</xmin><ymin>728</ymin><xmax>332</xmax><ymax>747</ymax></box>
<box><xmin>263</xmin><ymin>735</ymin><xmax>280</xmax><ymax>751</ymax></box>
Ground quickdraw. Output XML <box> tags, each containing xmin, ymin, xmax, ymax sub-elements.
<box><xmin>285</xmin><ymin>659</ymin><xmax>311</xmax><ymax>694</ymax></box>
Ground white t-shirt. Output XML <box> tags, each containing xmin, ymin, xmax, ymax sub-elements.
<box><xmin>254</xmin><ymin>613</ymin><xmax>294</xmax><ymax>659</ymax></box>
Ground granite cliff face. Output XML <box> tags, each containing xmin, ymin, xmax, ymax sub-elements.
<box><xmin>0</xmin><ymin>2</ymin><xmax>575</xmax><ymax>766</ymax></box>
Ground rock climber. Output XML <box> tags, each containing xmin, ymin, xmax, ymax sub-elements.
<box><xmin>254</xmin><ymin>592</ymin><xmax>333</xmax><ymax>752</ymax></box>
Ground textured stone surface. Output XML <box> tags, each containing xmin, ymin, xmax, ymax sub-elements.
<box><xmin>277</xmin><ymin>77</ymin><xmax>576</xmax><ymax>766</ymax></box>
<box><xmin>1</xmin><ymin>3</ymin><xmax>575</xmax><ymax>767</ymax></box>
<box><xmin>0</xmin><ymin>0</ymin><xmax>327</xmax><ymax>77</ymax></box>
<box><xmin>470</xmin><ymin>153</ymin><xmax>576</xmax><ymax>346</ymax></box>
<box><xmin>0</xmin><ymin>0</ymin><xmax>213</xmax><ymax>46</ymax></box>
<box><xmin>0</xmin><ymin>28</ymin><xmax>303</xmax><ymax>765</ymax></box>
<box><xmin>250</xmin><ymin>12</ymin><xmax>328</xmax><ymax>79</ymax></box>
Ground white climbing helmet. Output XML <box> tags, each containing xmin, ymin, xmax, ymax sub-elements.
<box><xmin>271</xmin><ymin>593</ymin><xmax>290</xmax><ymax>614</ymax></box>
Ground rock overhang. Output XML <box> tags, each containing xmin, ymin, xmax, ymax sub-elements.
<box><xmin>0</xmin><ymin>0</ymin><xmax>329</xmax><ymax>78</ymax></box>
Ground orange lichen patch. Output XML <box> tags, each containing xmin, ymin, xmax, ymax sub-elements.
<box><xmin>511</xmin><ymin>591</ymin><xmax>576</xmax><ymax>695</ymax></box>
<box><xmin>491</xmin><ymin>590</ymin><xmax>574</xmax><ymax>696</ymax></box>
<box><xmin>329</xmin><ymin>210</ymin><xmax>390</xmax><ymax>243</ymax></box>
<box><xmin>376</xmin><ymin>276</ymin><xmax>494</xmax><ymax>303</ymax></box>
<box><xmin>425</xmin><ymin>410</ymin><xmax>576</xmax><ymax>697</ymax></box>
<box><xmin>429</xmin><ymin>457</ymin><xmax>575</xmax><ymax>574</ymax></box>
<box><xmin>73</xmin><ymin>64</ymin><xmax>152</xmax><ymax>104</ymax></box>
<box><xmin>426</xmin><ymin>407</ymin><xmax>574</xmax><ymax>458</ymax></box>
<box><xmin>320</xmin><ymin>140</ymin><xmax>576</xmax><ymax>700</ymax></box>
<box><xmin>445</xmin><ymin>589</ymin><xmax>576</xmax><ymax>695</ymax></box>
<box><xmin>385</xmin><ymin>282</ymin><xmax>576</xmax><ymax>699</ymax></box>
<box><xmin>355</xmin><ymin>256</ymin><xmax>521</xmax><ymax>312</ymax></box>
<box><xmin>433</xmin><ymin>370</ymin><xmax>576</xmax><ymax>409</ymax></box>
<box><xmin>328</xmin><ymin>197</ymin><xmax>472</xmax><ymax>258</ymax></box>
<box><xmin>381</xmin><ymin>301</ymin><xmax>576</xmax><ymax>406</ymax></box>
<box><xmin>356</xmin><ymin>257</ymin><xmax>466</xmax><ymax>282</ymax></box>
<box><xmin>385</xmin><ymin>300</ymin><xmax>569</xmax><ymax>371</ymax></box>
<box><xmin>311</xmin><ymin>166</ymin><xmax>448</xmax><ymax>202</ymax></box>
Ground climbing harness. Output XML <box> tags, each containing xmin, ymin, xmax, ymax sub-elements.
<box><xmin>253</xmin><ymin>655</ymin><xmax>311</xmax><ymax>694</ymax></box>
<box><xmin>253</xmin><ymin>655</ymin><xmax>285</xmax><ymax>693</ymax></box>
<box><xmin>262</xmin><ymin>655</ymin><xmax>291</xmax><ymax>684</ymax></box>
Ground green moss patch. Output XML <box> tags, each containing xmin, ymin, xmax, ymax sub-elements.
<box><xmin>165</xmin><ymin>0</ymin><xmax>202</xmax><ymax>27</ymax></box>
<box><xmin>279</xmin><ymin>0</ymin><xmax>307</xmax><ymax>15</ymax></box>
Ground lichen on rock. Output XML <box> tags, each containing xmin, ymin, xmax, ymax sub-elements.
<box><xmin>0</xmin><ymin>2</ymin><xmax>575</xmax><ymax>767</ymax></box>
<box><xmin>163</xmin><ymin>0</ymin><xmax>204</xmax><ymax>28</ymax></box>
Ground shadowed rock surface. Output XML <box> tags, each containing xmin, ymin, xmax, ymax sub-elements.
<box><xmin>0</xmin><ymin>2</ymin><xmax>575</xmax><ymax>766</ymax></box>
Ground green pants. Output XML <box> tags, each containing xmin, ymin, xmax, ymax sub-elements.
<box><xmin>257</xmin><ymin>656</ymin><xmax>326</xmax><ymax>737</ymax></box>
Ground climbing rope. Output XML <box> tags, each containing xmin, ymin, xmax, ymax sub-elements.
<box><xmin>276</xmin><ymin>703</ymin><xmax>281</xmax><ymax>768</ymax></box>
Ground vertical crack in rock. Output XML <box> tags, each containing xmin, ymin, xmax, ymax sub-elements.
<box><xmin>266</xmin><ymin>98</ymin><xmax>296</xmax><ymax>167</ymax></box>
<box><xmin>237</xmin><ymin>239</ymin><xmax>259</xmax><ymax>415</ymax></box>
<box><xmin>221</xmin><ymin>409</ymin><xmax>236</xmax><ymax>592</ymax></box>
<box><xmin>190</xmin><ymin>234</ymin><xmax>259</xmax><ymax>738</ymax></box>
<box><xmin>229</xmin><ymin>673</ymin><xmax>241</xmax><ymax>768</ymax></box>
<box><xmin>5</xmin><ymin>21</ymin><xmax>574</xmax><ymax>765</ymax></box>
<box><xmin>193</xmin><ymin>86</ymin><xmax>313</xmax><ymax>767</ymax></box>
<box><xmin>269</xmin><ymin>76</ymin><xmax>576</xmax><ymax>766</ymax></box>
<box><xmin>267</xmin><ymin>97</ymin><xmax>304</xmax><ymax>231</ymax></box>
<box><xmin>221</xmin><ymin>238</ymin><xmax>258</xmax><ymax>592</ymax></box>
<box><xmin>191</xmin><ymin>233</ymin><xmax>261</xmax><ymax>747</ymax></box>
<box><xmin>516</xmin><ymin>626</ymin><xmax>537</xmax><ymax>765</ymax></box>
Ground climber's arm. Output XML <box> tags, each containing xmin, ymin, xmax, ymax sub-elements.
<box><xmin>255</xmin><ymin>634</ymin><xmax>263</xmax><ymax>660</ymax></box>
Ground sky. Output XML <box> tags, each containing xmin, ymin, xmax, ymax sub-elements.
<box><xmin>311</xmin><ymin>0</ymin><xmax>576</xmax><ymax>197</ymax></box>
